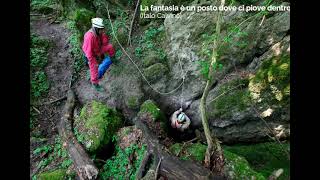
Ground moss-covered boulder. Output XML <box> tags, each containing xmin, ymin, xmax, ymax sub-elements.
<box><xmin>224</xmin><ymin>142</ymin><xmax>290</xmax><ymax>180</ymax></box>
<box><xmin>138</xmin><ymin>100</ymin><xmax>168</xmax><ymax>139</ymax></box>
<box><xmin>37</xmin><ymin>169</ymin><xmax>67</xmax><ymax>180</ymax></box>
<box><xmin>224</xmin><ymin>150</ymin><xmax>265</xmax><ymax>180</ymax></box>
<box><xmin>138</xmin><ymin>100</ymin><xmax>165</xmax><ymax>121</ymax></box>
<box><xmin>74</xmin><ymin>101</ymin><xmax>122</xmax><ymax>153</ymax></box>
<box><xmin>209</xmin><ymin>78</ymin><xmax>251</xmax><ymax>120</ymax></box>
<box><xmin>100</xmin><ymin>126</ymin><xmax>147</xmax><ymax>179</ymax></box>
<box><xmin>143</xmin><ymin>63</ymin><xmax>168</xmax><ymax>83</ymax></box>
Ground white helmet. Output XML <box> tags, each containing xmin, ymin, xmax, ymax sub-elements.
<box><xmin>92</xmin><ymin>17</ymin><xmax>104</xmax><ymax>28</ymax></box>
<box><xmin>177</xmin><ymin>112</ymin><xmax>186</xmax><ymax>122</ymax></box>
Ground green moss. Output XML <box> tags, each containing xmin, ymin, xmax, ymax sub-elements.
<box><xmin>224</xmin><ymin>142</ymin><xmax>290</xmax><ymax>180</ymax></box>
<box><xmin>75</xmin><ymin>101</ymin><xmax>122</xmax><ymax>153</ymax></box>
<box><xmin>37</xmin><ymin>169</ymin><xmax>66</xmax><ymax>180</ymax></box>
<box><xmin>70</xmin><ymin>8</ymin><xmax>96</xmax><ymax>39</ymax></box>
<box><xmin>185</xmin><ymin>143</ymin><xmax>207</xmax><ymax>162</ymax></box>
<box><xmin>169</xmin><ymin>143</ymin><xmax>183</xmax><ymax>155</ymax></box>
<box><xmin>126</xmin><ymin>96</ymin><xmax>140</xmax><ymax>109</ymax></box>
<box><xmin>139</xmin><ymin>100</ymin><xmax>165</xmax><ymax>122</ymax></box>
<box><xmin>142</xmin><ymin>54</ymin><xmax>159</xmax><ymax>68</ymax></box>
<box><xmin>224</xmin><ymin>150</ymin><xmax>265</xmax><ymax>180</ymax></box>
<box><xmin>211</xmin><ymin>78</ymin><xmax>251</xmax><ymax>118</ymax></box>
<box><xmin>100</xmin><ymin>143</ymin><xmax>147</xmax><ymax>179</ymax></box>
<box><xmin>249</xmin><ymin>54</ymin><xmax>290</xmax><ymax>104</ymax></box>
<box><xmin>169</xmin><ymin>143</ymin><xmax>206</xmax><ymax>162</ymax></box>
<box><xmin>143</xmin><ymin>63</ymin><xmax>168</xmax><ymax>82</ymax></box>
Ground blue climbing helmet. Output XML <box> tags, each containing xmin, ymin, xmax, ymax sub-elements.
<box><xmin>177</xmin><ymin>112</ymin><xmax>186</xmax><ymax>122</ymax></box>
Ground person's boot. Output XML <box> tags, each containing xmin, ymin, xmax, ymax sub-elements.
<box><xmin>92</xmin><ymin>84</ymin><xmax>104</xmax><ymax>92</ymax></box>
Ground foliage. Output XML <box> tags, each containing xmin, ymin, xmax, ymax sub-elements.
<box><xmin>114</xmin><ymin>49</ymin><xmax>123</xmax><ymax>64</ymax></box>
<box><xmin>30</xmin><ymin>34</ymin><xmax>50</xmax><ymax>102</ymax></box>
<box><xmin>33</xmin><ymin>136</ymin><xmax>73</xmax><ymax>171</ymax></box>
<box><xmin>135</xmin><ymin>25</ymin><xmax>167</xmax><ymax>62</ymax></box>
<box><xmin>100</xmin><ymin>143</ymin><xmax>146</xmax><ymax>180</ymax></box>
<box><xmin>197</xmin><ymin>19</ymin><xmax>250</xmax><ymax>79</ymax></box>
<box><xmin>71</xmin><ymin>8</ymin><xmax>95</xmax><ymax>36</ymax></box>
<box><xmin>31</xmin><ymin>0</ymin><xmax>59</xmax><ymax>14</ymax></box>
<box><xmin>196</xmin><ymin>60</ymin><xmax>223</xmax><ymax>79</ymax></box>
<box><xmin>66</xmin><ymin>7</ymin><xmax>95</xmax><ymax>81</ymax></box>
<box><xmin>104</xmin><ymin>8</ymin><xmax>129</xmax><ymax>46</ymax></box>
<box><xmin>30</xmin><ymin>34</ymin><xmax>50</xmax><ymax>129</ymax></box>
<box><xmin>36</xmin><ymin>169</ymin><xmax>67</xmax><ymax>180</ymax></box>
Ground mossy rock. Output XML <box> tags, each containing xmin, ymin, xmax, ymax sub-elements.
<box><xmin>126</xmin><ymin>95</ymin><xmax>141</xmax><ymax>110</ymax></box>
<box><xmin>37</xmin><ymin>169</ymin><xmax>66</xmax><ymax>180</ymax></box>
<box><xmin>71</xmin><ymin>8</ymin><xmax>96</xmax><ymax>38</ymax></box>
<box><xmin>74</xmin><ymin>101</ymin><xmax>122</xmax><ymax>153</ymax></box>
<box><xmin>143</xmin><ymin>63</ymin><xmax>168</xmax><ymax>83</ymax></box>
<box><xmin>142</xmin><ymin>53</ymin><xmax>160</xmax><ymax>68</ymax></box>
<box><xmin>169</xmin><ymin>142</ymin><xmax>207</xmax><ymax>162</ymax></box>
<box><xmin>224</xmin><ymin>150</ymin><xmax>265</xmax><ymax>180</ymax></box>
<box><xmin>138</xmin><ymin>100</ymin><xmax>165</xmax><ymax>122</ymax></box>
<box><xmin>224</xmin><ymin>142</ymin><xmax>290</xmax><ymax>180</ymax></box>
<box><xmin>210</xmin><ymin>78</ymin><xmax>251</xmax><ymax>119</ymax></box>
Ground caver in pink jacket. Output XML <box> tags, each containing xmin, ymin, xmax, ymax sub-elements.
<box><xmin>82</xmin><ymin>29</ymin><xmax>115</xmax><ymax>84</ymax></box>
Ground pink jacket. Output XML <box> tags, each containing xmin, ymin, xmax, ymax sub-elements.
<box><xmin>82</xmin><ymin>31</ymin><xmax>115</xmax><ymax>61</ymax></box>
<box><xmin>82</xmin><ymin>30</ymin><xmax>115</xmax><ymax>84</ymax></box>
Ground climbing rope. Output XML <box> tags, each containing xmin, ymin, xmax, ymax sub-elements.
<box><xmin>106</xmin><ymin>4</ymin><xmax>185</xmax><ymax>95</ymax></box>
<box><xmin>178</xmin><ymin>53</ymin><xmax>185</xmax><ymax>109</ymax></box>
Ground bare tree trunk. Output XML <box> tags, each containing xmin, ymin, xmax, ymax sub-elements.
<box><xmin>58</xmin><ymin>90</ymin><xmax>99</xmax><ymax>180</ymax></box>
<box><xmin>199</xmin><ymin>0</ymin><xmax>225</xmax><ymax>174</ymax></box>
